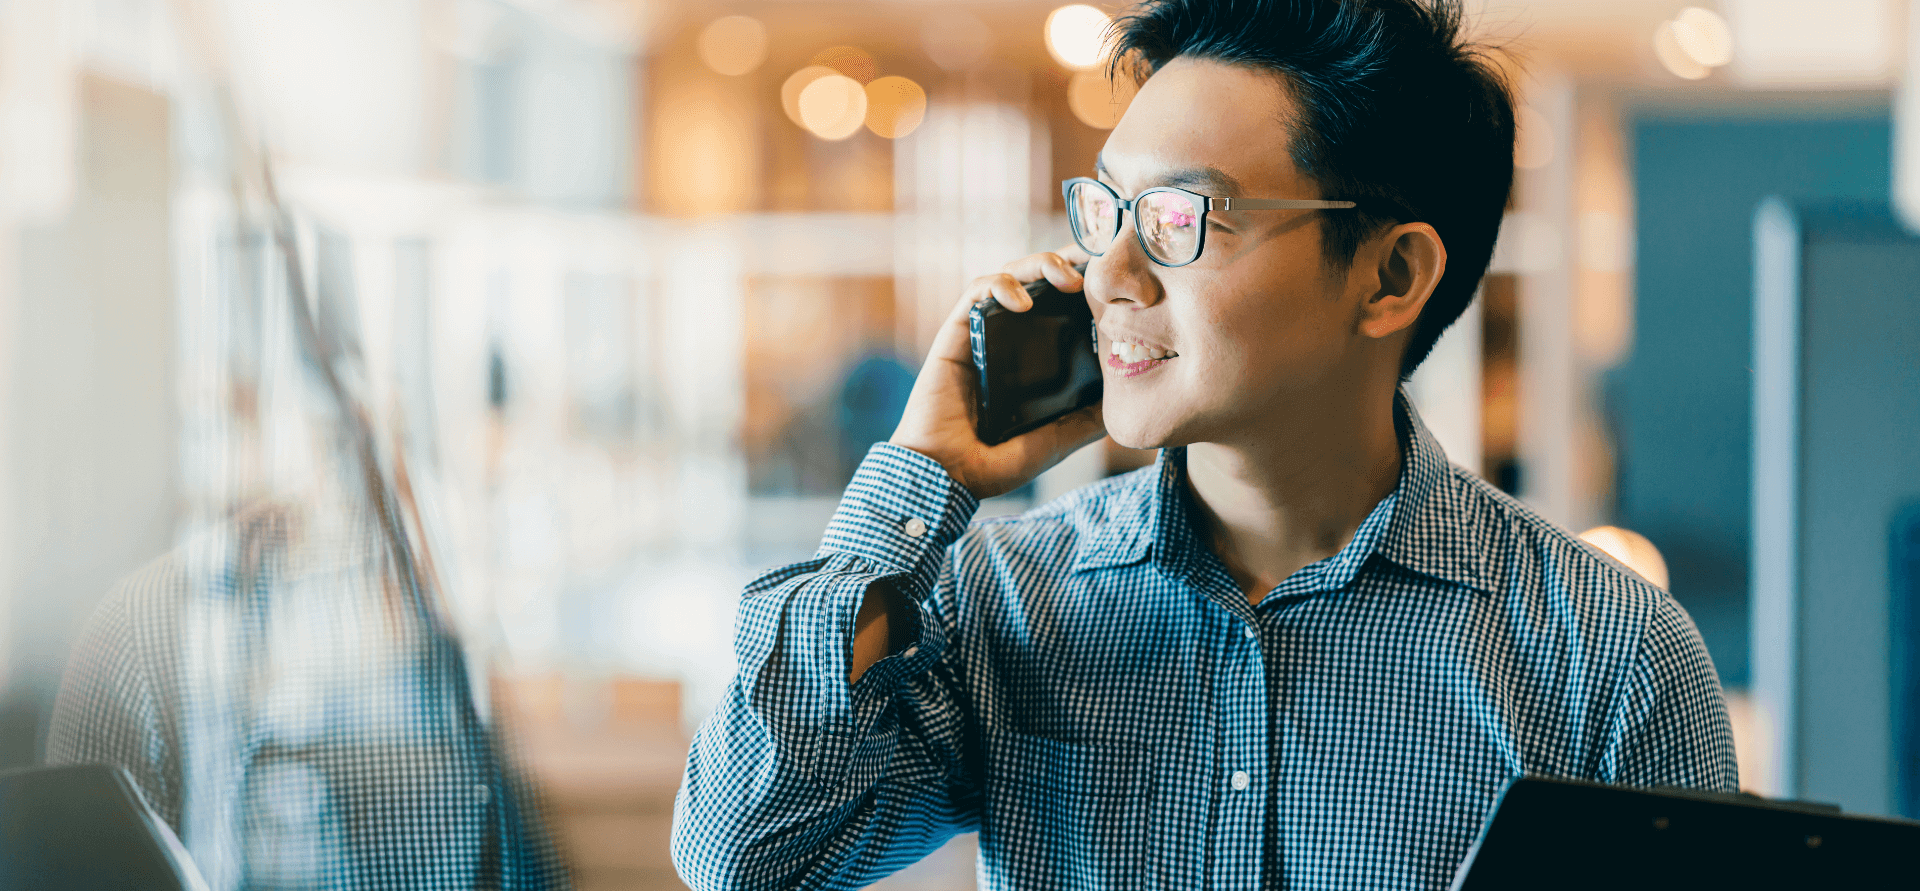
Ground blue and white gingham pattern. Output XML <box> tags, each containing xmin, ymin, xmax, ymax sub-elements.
<box><xmin>672</xmin><ymin>390</ymin><xmax>1738</xmax><ymax>890</ymax></box>
<box><xmin>46</xmin><ymin>518</ymin><xmax>569</xmax><ymax>890</ymax></box>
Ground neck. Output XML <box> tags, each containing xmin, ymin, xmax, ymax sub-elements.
<box><xmin>1184</xmin><ymin>386</ymin><xmax>1404</xmax><ymax>605</ymax></box>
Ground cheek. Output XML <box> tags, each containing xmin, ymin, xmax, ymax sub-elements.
<box><xmin>1187</xmin><ymin>291</ymin><xmax>1344</xmax><ymax>389</ymax></box>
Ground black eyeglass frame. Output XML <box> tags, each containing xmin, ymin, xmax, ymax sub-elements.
<box><xmin>1062</xmin><ymin>176</ymin><xmax>1359</xmax><ymax>268</ymax></box>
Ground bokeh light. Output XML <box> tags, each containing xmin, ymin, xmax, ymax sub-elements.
<box><xmin>811</xmin><ymin>45</ymin><xmax>878</xmax><ymax>84</ymax></box>
<box><xmin>782</xmin><ymin>65</ymin><xmax>837</xmax><ymax>128</ymax></box>
<box><xmin>696</xmin><ymin>15</ymin><xmax>768</xmax><ymax>77</ymax></box>
<box><xmin>864</xmin><ymin>76</ymin><xmax>928</xmax><ymax>139</ymax></box>
<box><xmin>1066</xmin><ymin>69</ymin><xmax>1137</xmax><ymax>130</ymax></box>
<box><xmin>1045</xmin><ymin>4</ymin><xmax>1111</xmax><ymax>71</ymax></box>
<box><xmin>1672</xmin><ymin>7</ymin><xmax>1734</xmax><ymax>68</ymax></box>
<box><xmin>922</xmin><ymin>10</ymin><xmax>994</xmax><ymax>71</ymax></box>
<box><xmin>798</xmin><ymin>74</ymin><xmax>869</xmax><ymax>140</ymax></box>
<box><xmin>1653</xmin><ymin>20</ymin><xmax>1712</xmax><ymax>80</ymax></box>
<box><xmin>1578</xmin><ymin>526</ymin><xmax>1671</xmax><ymax>590</ymax></box>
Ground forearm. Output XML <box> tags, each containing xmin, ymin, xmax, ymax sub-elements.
<box><xmin>850</xmin><ymin>581</ymin><xmax>918</xmax><ymax>684</ymax></box>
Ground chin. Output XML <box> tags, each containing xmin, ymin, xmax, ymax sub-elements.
<box><xmin>1101</xmin><ymin>400</ymin><xmax>1189</xmax><ymax>452</ymax></box>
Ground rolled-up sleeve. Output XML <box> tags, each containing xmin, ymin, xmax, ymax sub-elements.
<box><xmin>672</xmin><ymin>443</ymin><xmax>982</xmax><ymax>891</ymax></box>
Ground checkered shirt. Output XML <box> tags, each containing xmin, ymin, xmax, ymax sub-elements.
<box><xmin>45</xmin><ymin>513</ymin><xmax>569</xmax><ymax>890</ymax></box>
<box><xmin>672</xmin><ymin>390</ymin><xmax>1738</xmax><ymax>890</ymax></box>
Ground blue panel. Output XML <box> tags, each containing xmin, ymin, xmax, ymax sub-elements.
<box><xmin>1619</xmin><ymin>113</ymin><xmax>1891</xmax><ymax>687</ymax></box>
<box><xmin>1790</xmin><ymin>201</ymin><xmax>1920</xmax><ymax>816</ymax></box>
<box><xmin>1894</xmin><ymin>504</ymin><xmax>1920</xmax><ymax>818</ymax></box>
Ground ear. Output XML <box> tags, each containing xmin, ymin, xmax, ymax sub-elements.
<box><xmin>1358</xmin><ymin>222</ymin><xmax>1447</xmax><ymax>341</ymax></box>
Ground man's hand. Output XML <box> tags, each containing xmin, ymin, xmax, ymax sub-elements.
<box><xmin>853</xmin><ymin>248</ymin><xmax>1106</xmax><ymax>684</ymax></box>
<box><xmin>889</xmin><ymin>248</ymin><xmax>1107</xmax><ymax>500</ymax></box>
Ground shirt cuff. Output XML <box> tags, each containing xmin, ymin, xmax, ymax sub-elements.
<box><xmin>819</xmin><ymin>443</ymin><xmax>979</xmax><ymax>591</ymax></box>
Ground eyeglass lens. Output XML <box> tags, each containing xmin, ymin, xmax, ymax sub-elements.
<box><xmin>1068</xmin><ymin>182</ymin><xmax>1119</xmax><ymax>254</ymax></box>
<box><xmin>1137</xmin><ymin>191</ymin><xmax>1199</xmax><ymax>265</ymax></box>
<box><xmin>1067</xmin><ymin>182</ymin><xmax>1202</xmax><ymax>266</ymax></box>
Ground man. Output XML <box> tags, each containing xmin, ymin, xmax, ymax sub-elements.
<box><xmin>673</xmin><ymin>0</ymin><xmax>1737</xmax><ymax>887</ymax></box>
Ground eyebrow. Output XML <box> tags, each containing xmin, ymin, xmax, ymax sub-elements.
<box><xmin>1095</xmin><ymin>153</ymin><xmax>1245</xmax><ymax>197</ymax></box>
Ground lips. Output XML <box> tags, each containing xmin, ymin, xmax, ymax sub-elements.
<box><xmin>1099</xmin><ymin>332</ymin><xmax>1176</xmax><ymax>378</ymax></box>
<box><xmin>1105</xmin><ymin>351</ymin><xmax>1170</xmax><ymax>377</ymax></box>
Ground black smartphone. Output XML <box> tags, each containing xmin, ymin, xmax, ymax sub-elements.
<box><xmin>968</xmin><ymin>270</ymin><xmax>1102</xmax><ymax>445</ymax></box>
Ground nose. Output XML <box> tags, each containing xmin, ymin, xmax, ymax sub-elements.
<box><xmin>1085</xmin><ymin>213</ymin><xmax>1164</xmax><ymax>309</ymax></box>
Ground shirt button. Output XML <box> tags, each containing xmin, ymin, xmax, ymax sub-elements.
<box><xmin>903</xmin><ymin>646</ymin><xmax>919</xmax><ymax>658</ymax></box>
<box><xmin>1230</xmin><ymin>770</ymin><xmax>1251</xmax><ymax>791</ymax></box>
<box><xmin>903</xmin><ymin>517</ymin><xmax>929</xmax><ymax>538</ymax></box>
<box><xmin>475</xmin><ymin>783</ymin><xmax>491</xmax><ymax>804</ymax></box>
<box><xmin>1243</xmin><ymin>625</ymin><xmax>1256</xmax><ymax>639</ymax></box>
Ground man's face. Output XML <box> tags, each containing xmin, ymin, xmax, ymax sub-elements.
<box><xmin>1088</xmin><ymin>56</ymin><xmax>1365</xmax><ymax>450</ymax></box>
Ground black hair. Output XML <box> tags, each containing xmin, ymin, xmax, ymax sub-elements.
<box><xmin>1110</xmin><ymin>0</ymin><xmax>1515</xmax><ymax>377</ymax></box>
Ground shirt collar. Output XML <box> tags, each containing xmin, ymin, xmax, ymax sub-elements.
<box><xmin>1377</xmin><ymin>388</ymin><xmax>1494</xmax><ymax>594</ymax></box>
<box><xmin>1072</xmin><ymin>388</ymin><xmax>1494</xmax><ymax>596</ymax></box>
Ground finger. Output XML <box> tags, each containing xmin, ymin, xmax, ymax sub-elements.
<box><xmin>1001</xmin><ymin>252</ymin><xmax>1087</xmax><ymax>294</ymax></box>
<box><xmin>982</xmin><ymin>273</ymin><xmax>1034</xmax><ymax>313</ymax></box>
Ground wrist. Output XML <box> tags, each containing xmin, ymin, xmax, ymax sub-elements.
<box><xmin>822</xmin><ymin>443</ymin><xmax>981</xmax><ymax>580</ymax></box>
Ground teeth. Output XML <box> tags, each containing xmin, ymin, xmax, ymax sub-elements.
<box><xmin>1107</xmin><ymin>339</ymin><xmax>1177</xmax><ymax>363</ymax></box>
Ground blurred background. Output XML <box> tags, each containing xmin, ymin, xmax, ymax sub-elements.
<box><xmin>0</xmin><ymin>0</ymin><xmax>1917</xmax><ymax>888</ymax></box>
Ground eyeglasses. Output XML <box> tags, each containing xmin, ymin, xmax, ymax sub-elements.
<box><xmin>1062</xmin><ymin>177</ymin><xmax>1358</xmax><ymax>268</ymax></box>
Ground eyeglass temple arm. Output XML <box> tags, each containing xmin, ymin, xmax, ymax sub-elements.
<box><xmin>1206</xmin><ymin>198</ymin><xmax>1357</xmax><ymax>210</ymax></box>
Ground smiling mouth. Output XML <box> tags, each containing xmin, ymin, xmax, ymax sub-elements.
<box><xmin>1104</xmin><ymin>339</ymin><xmax>1177</xmax><ymax>377</ymax></box>
<box><xmin>1108</xmin><ymin>340</ymin><xmax>1178</xmax><ymax>363</ymax></box>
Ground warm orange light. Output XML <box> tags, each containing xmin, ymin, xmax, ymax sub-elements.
<box><xmin>1672</xmin><ymin>7</ymin><xmax>1734</xmax><ymax>68</ymax></box>
<box><xmin>864</xmin><ymin>76</ymin><xmax>928</xmax><ymax>139</ymax></box>
<box><xmin>1045</xmin><ymin>5</ymin><xmax>1110</xmax><ymax>70</ymax></box>
<box><xmin>697</xmin><ymin>15</ymin><xmax>768</xmax><ymax>77</ymax></box>
<box><xmin>798</xmin><ymin>74</ymin><xmax>868</xmax><ymax>140</ymax></box>
<box><xmin>782</xmin><ymin>66</ymin><xmax>838</xmax><ymax>128</ymax></box>
<box><xmin>1654</xmin><ymin>20</ymin><xmax>1712</xmax><ymax>80</ymax></box>
<box><xmin>1578</xmin><ymin>526</ymin><xmax>1671</xmax><ymax>590</ymax></box>
<box><xmin>1066</xmin><ymin>69</ymin><xmax>1136</xmax><ymax>130</ymax></box>
<box><xmin>810</xmin><ymin>45</ymin><xmax>877</xmax><ymax>84</ymax></box>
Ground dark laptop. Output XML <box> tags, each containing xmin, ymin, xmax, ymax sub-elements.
<box><xmin>0</xmin><ymin>763</ymin><xmax>207</xmax><ymax>890</ymax></box>
<box><xmin>1451</xmin><ymin>775</ymin><xmax>1918</xmax><ymax>890</ymax></box>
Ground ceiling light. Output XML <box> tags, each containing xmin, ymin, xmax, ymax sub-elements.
<box><xmin>865</xmin><ymin>76</ymin><xmax>928</xmax><ymax>139</ymax></box>
<box><xmin>1045</xmin><ymin>5</ymin><xmax>1110</xmax><ymax>70</ymax></box>
<box><xmin>1672</xmin><ymin>7</ymin><xmax>1734</xmax><ymax>68</ymax></box>
<box><xmin>798</xmin><ymin>74</ymin><xmax>868</xmax><ymax>140</ymax></box>
<box><xmin>782</xmin><ymin>66</ymin><xmax>838</xmax><ymax>128</ymax></box>
<box><xmin>1654</xmin><ymin>21</ymin><xmax>1712</xmax><ymax>80</ymax></box>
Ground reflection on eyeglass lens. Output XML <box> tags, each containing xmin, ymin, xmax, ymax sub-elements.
<box><xmin>1140</xmin><ymin>191</ymin><xmax>1199</xmax><ymax>263</ymax></box>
